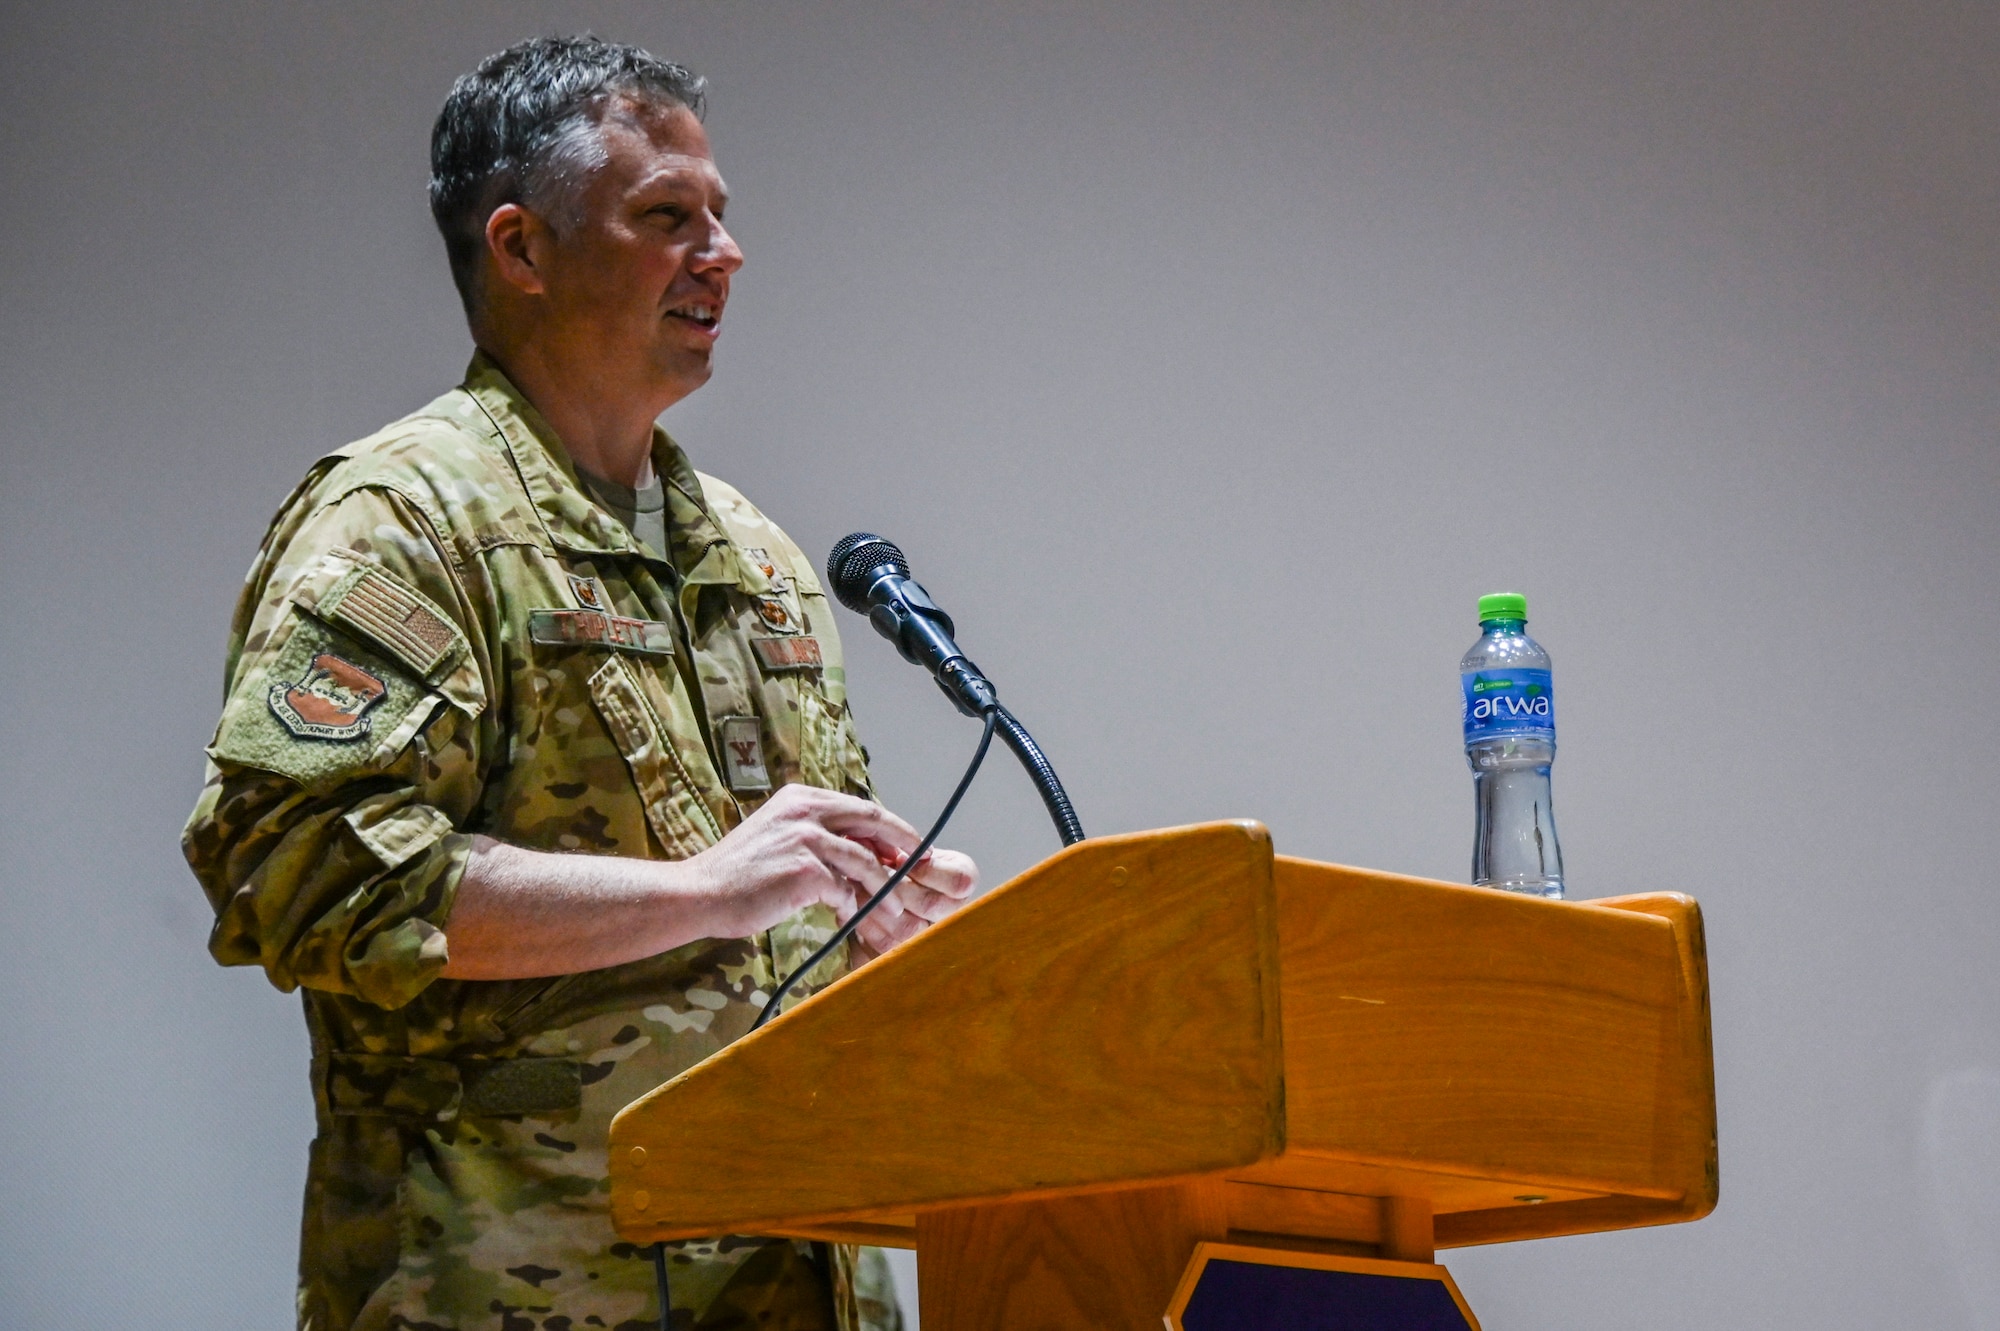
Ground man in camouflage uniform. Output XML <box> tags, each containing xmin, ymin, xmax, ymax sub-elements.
<box><xmin>182</xmin><ymin>36</ymin><xmax>976</xmax><ymax>1331</ymax></box>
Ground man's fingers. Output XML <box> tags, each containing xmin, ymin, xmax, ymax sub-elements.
<box><xmin>854</xmin><ymin>836</ymin><xmax>924</xmax><ymax>871</ymax></box>
<box><xmin>814</xmin><ymin>796</ymin><xmax>922</xmax><ymax>855</ymax></box>
<box><xmin>822</xmin><ymin>887</ymin><xmax>856</xmax><ymax>926</ymax></box>
<box><xmin>811</xmin><ymin>830</ymin><xmax>894</xmax><ymax>899</ymax></box>
<box><xmin>836</xmin><ymin>843</ymin><xmax>977</xmax><ymax>930</ymax></box>
<box><xmin>849</xmin><ymin>873</ymin><xmax>906</xmax><ymax>920</ymax></box>
<box><xmin>889</xmin><ymin>881</ymin><xmax>963</xmax><ymax>923</ymax></box>
<box><xmin>720</xmin><ymin>790</ymin><xmax>979</xmax><ymax>948</ymax></box>
<box><xmin>855</xmin><ymin>901</ymin><xmax>924</xmax><ymax>953</ymax></box>
<box><xmin>905</xmin><ymin>848</ymin><xmax>979</xmax><ymax>899</ymax></box>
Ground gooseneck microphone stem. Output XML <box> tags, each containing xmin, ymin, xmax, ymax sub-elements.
<box><xmin>993</xmin><ymin>705</ymin><xmax>1085</xmax><ymax>847</ymax></box>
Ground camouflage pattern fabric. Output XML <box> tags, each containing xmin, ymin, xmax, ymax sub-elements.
<box><xmin>183</xmin><ymin>355</ymin><xmax>903</xmax><ymax>1331</ymax></box>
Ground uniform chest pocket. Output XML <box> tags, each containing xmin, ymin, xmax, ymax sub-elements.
<box><xmin>587</xmin><ymin>654</ymin><xmax>727</xmax><ymax>856</ymax></box>
<box><xmin>795</xmin><ymin>685</ymin><xmax>874</xmax><ymax>798</ymax></box>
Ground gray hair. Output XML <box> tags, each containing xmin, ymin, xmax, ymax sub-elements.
<box><xmin>428</xmin><ymin>34</ymin><xmax>706</xmax><ymax>312</ymax></box>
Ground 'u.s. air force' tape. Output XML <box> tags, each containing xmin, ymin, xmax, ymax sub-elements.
<box><xmin>528</xmin><ymin>609</ymin><xmax>676</xmax><ymax>657</ymax></box>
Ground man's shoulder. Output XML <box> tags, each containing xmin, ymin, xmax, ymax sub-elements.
<box><xmin>287</xmin><ymin>388</ymin><xmax>538</xmax><ymax>548</ymax></box>
<box><xmin>694</xmin><ymin>471</ymin><xmax>823</xmax><ymax>595</ymax></box>
<box><xmin>322</xmin><ymin>388</ymin><xmax>510</xmax><ymax>497</ymax></box>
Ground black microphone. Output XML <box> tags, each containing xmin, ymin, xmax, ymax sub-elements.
<box><xmin>826</xmin><ymin>533</ymin><xmax>998</xmax><ymax>717</ymax></box>
<box><xmin>826</xmin><ymin>531</ymin><xmax>1086</xmax><ymax>846</ymax></box>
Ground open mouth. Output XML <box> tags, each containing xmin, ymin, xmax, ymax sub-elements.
<box><xmin>666</xmin><ymin>300</ymin><xmax>721</xmax><ymax>330</ymax></box>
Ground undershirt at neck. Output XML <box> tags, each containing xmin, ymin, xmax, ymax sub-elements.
<box><xmin>577</xmin><ymin>466</ymin><xmax>667</xmax><ymax>557</ymax></box>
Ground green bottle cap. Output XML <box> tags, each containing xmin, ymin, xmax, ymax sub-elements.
<box><xmin>1478</xmin><ymin>592</ymin><xmax>1528</xmax><ymax>623</ymax></box>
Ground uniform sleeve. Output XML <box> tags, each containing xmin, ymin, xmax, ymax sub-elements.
<box><xmin>182</xmin><ymin>484</ymin><xmax>491</xmax><ymax>1010</ymax></box>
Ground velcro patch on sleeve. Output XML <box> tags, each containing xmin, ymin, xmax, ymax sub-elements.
<box><xmin>210</xmin><ymin>612</ymin><xmax>439</xmax><ymax>789</ymax></box>
<box><xmin>528</xmin><ymin>609</ymin><xmax>676</xmax><ymax>657</ymax></box>
<box><xmin>269</xmin><ymin>652</ymin><xmax>388</xmax><ymax>740</ymax></box>
<box><xmin>750</xmin><ymin>636</ymin><xmax>823</xmax><ymax>672</ymax></box>
<box><xmin>318</xmin><ymin>562</ymin><xmax>466</xmax><ymax>680</ymax></box>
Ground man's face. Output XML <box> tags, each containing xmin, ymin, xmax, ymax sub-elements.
<box><xmin>531</xmin><ymin>99</ymin><xmax>742</xmax><ymax>410</ymax></box>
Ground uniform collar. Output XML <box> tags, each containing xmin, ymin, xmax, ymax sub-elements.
<box><xmin>460</xmin><ymin>352</ymin><xmax>770</xmax><ymax>593</ymax></box>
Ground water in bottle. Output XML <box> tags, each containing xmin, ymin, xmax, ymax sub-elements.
<box><xmin>1461</xmin><ymin>592</ymin><xmax>1565</xmax><ymax>898</ymax></box>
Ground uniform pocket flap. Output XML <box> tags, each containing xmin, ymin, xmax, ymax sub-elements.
<box><xmin>798</xmin><ymin>686</ymin><xmax>874</xmax><ymax>798</ymax></box>
<box><xmin>587</xmin><ymin>655</ymin><xmax>726</xmax><ymax>852</ymax></box>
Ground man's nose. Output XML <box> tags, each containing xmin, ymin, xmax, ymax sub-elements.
<box><xmin>696</xmin><ymin>215</ymin><xmax>744</xmax><ymax>274</ymax></box>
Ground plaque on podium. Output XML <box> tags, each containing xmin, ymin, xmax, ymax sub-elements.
<box><xmin>1168</xmin><ymin>1244</ymin><xmax>1479</xmax><ymax>1331</ymax></box>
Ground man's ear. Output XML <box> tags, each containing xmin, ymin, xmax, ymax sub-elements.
<box><xmin>485</xmin><ymin>203</ymin><xmax>550</xmax><ymax>297</ymax></box>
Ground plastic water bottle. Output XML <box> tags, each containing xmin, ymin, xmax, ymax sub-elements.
<box><xmin>1461</xmin><ymin>592</ymin><xmax>1565</xmax><ymax>898</ymax></box>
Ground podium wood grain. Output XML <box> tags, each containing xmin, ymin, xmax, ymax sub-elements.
<box><xmin>609</xmin><ymin>822</ymin><xmax>1285</xmax><ymax>1242</ymax></box>
<box><xmin>1256</xmin><ymin>859</ymin><xmax>1718</xmax><ymax>1244</ymax></box>
<box><xmin>607</xmin><ymin>822</ymin><xmax>1717</xmax><ymax>1327</ymax></box>
<box><xmin>917</xmin><ymin>1181</ymin><xmax>1229</xmax><ymax>1330</ymax></box>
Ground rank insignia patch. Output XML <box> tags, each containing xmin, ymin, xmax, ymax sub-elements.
<box><xmin>566</xmin><ymin>572</ymin><xmax>610</xmax><ymax>613</ymax></box>
<box><xmin>741</xmin><ymin>547</ymin><xmax>806</xmax><ymax>635</ymax></box>
<box><xmin>717</xmin><ymin>715</ymin><xmax>772</xmax><ymax>793</ymax></box>
<box><xmin>268</xmin><ymin>652</ymin><xmax>388</xmax><ymax>741</ymax></box>
<box><xmin>753</xmin><ymin>596</ymin><xmax>797</xmax><ymax>632</ymax></box>
<box><xmin>742</xmin><ymin>547</ymin><xmax>789</xmax><ymax>593</ymax></box>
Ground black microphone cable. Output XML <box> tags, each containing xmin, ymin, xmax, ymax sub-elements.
<box><xmin>653</xmin><ymin>533</ymin><xmax>1083</xmax><ymax>1329</ymax></box>
<box><xmin>652</xmin><ymin>708</ymin><xmax>1000</xmax><ymax>1331</ymax></box>
<box><xmin>652</xmin><ymin>1242</ymin><xmax>675</xmax><ymax>1331</ymax></box>
<box><xmin>754</xmin><ymin>704</ymin><xmax>999</xmax><ymax>1031</ymax></box>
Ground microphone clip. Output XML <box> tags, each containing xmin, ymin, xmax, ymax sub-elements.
<box><xmin>866</xmin><ymin>579</ymin><xmax>997</xmax><ymax>717</ymax></box>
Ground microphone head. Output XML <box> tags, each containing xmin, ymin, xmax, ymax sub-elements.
<box><xmin>826</xmin><ymin>532</ymin><xmax>911</xmax><ymax>613</ymax></box>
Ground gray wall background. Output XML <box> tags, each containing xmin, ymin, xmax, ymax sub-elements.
<box><xmin>3</xmin><ymin>1</ymin><xmax>1996</xmax><ymax>1326</ymax></box>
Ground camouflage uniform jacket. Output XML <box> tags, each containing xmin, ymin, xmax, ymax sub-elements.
<box><xmin>182</xmin><ymin>355</ymin><xmax>901</xmax><ymax>1331</ymax></box>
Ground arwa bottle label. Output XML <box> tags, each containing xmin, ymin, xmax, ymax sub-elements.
<box><xmin>1461</xmin><ymin>668</ymin><xmax>1555</xmax><ymax>742</ymax></box>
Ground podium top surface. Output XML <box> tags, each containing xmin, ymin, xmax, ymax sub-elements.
<box><xmin>608</xmin><ymin>822</ymin><xmax>1716</xmax><ymax>1252</ymax></box>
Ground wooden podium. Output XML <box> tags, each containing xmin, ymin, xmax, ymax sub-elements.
<box><xmin>608</xmin><ymin>822</ymin><xmax>1716</xmax><ymax>1328</ymax></box>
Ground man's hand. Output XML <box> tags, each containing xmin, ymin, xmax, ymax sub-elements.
<box><xmin>844</xmin><ymin>842</ymin><xmax>980</xmax><ymax>961</ymax></box>
<box><xmin>681</xmin><ymin>784</ymin><xmax>979</xmax><ymax>958</ymax></box>
<box><xmin>439</xmin><ymin>784</ymin><xmax>978</xmax><ymax>981</ymax></box>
